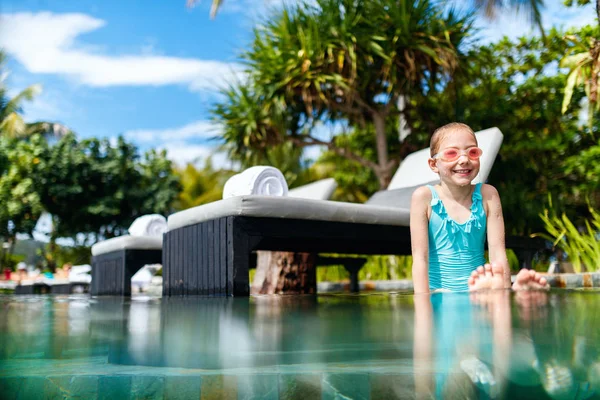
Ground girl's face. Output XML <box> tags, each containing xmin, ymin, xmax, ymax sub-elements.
<box><xmin>428</xmin><ymin>130</ymin><xmax>480</xmax><ymax>187</ymax></box>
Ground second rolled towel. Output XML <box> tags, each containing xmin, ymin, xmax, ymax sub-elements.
<box><xmin>223</xmin><ymin>166</ymin><xmax>288</xmax><ymax>199</ymax></box>
<box><xmin>128</xmin><ymin>214</ymin><xmax>168</xmax><ymax>237</ymax></box>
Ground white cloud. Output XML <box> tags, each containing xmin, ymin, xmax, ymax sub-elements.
<box><xmin>0</xmin><ymin>12</ymin><xmax>243</xmax><ymax>92</ymax></box>
<box><xmin>125</xmin><ymin>120</ymin><xmax>222</xmax><ymax>143</ymax></box>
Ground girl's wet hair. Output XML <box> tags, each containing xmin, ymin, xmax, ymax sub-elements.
<box><xmin>430</xmin><ymin>122</ymin><xmax>477</xmax><ymax>157</ymax></box>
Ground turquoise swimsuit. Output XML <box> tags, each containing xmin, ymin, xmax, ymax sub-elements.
<box><xmin>427</xmin><ymin>183</ymin><xmax>486</xmax><ymax>291</ymax></box>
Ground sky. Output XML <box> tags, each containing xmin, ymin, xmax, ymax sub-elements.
<box><xmin>0</xmin><ymin>0</ymin><xmax>597</xmax><ymax>170</ymax></box>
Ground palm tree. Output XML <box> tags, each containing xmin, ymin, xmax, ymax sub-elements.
<box><xmin>215</xmin><ymin>0</ymin><xmax>472</xmax><ymax>188</ymax></box>
<box><xmin>0</xmin><ymin>51</ymin><xmax>70</xmax><ymax>140</ymax></box>
<box><xmin>560</xmin><ymin>1</ymin><xmax>600</xmax><ymax>128</ymax></box>
<box><xmin>187</xmin><ymin>0</ymin><xmax>222</xmax><ymax>19</ymax></box>
<box><xmin>475</xmin><ymin>0</ymin><xmax>545</xmax><ymax>35</ymax></box>
<box><xmin>561</xmin><ymin>33</ymin><xmax>600</xmax><ymax>129</ymax></box>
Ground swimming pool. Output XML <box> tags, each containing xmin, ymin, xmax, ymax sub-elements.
<box><xmin>1</xmin><ymin>290</ymin><xmax>599</xmax><ymax>399</ymax></box>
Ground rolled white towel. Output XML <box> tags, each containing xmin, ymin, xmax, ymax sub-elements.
<box><xmin>222</xmin><ymin>166</ymin><xmax>288</xmax><ymax>199</ymax></box>
<box><xmin>128</xmin><ymin>214</ymin><xmax>168</xmax><ymax>237</ymax></box>
<box><xmin>69</xmin><ymin>264</ymin><xmax>92</xmax><ymax>283</ymax></box>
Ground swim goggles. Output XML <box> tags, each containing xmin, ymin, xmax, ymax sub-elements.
<box><xmin>432</xmin><ymin>147</ymin><xmax>483</xmax><ymax>162</ymax></box>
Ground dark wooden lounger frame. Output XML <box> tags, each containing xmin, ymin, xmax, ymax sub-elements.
<box><xmin>162</xmin><ymin>216</ymin><xmax>412</xmax><ymax>297</ymax></box>
<box><xmin>91</xmin><ymin>249</ymin><xmax>162</xmax><ymax>296</ymax></box>
<box><xmin>162</xmin><ymin>216</ymin><xmax>544</xmax><ymax>297</ymax></box>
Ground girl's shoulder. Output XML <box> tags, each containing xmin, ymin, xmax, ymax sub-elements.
<box><xmin>411</xmin><ymin>184</ymin><xmax>434</xmax><ymax>202</ymax></box>
<box><xmin>479</xmin><ymin>183</ymin><xmax>500</xmax><ymax>202</ymax></box>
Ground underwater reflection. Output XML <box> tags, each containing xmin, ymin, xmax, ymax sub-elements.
<box><xmin>105</xmin><ymin>295</ymin><xmax>416</xmax><ymax>370</ymax></box>
<box><xmin>414</xmin><ymin>289</ymin><xmax>600</xmax><ymax>399</ymax></box>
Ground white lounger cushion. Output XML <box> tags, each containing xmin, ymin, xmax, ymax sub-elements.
<box><xmin>168</xmin><ymin>196</ymin><xmax>410</xmax><ymax>231</ymax></box>
<box><xmin>91</xmin><ymin>235</ymin><xmax>163</xmax><ymax>256</ymax></box>
<box><xmin>388</xmin><ymin>127</ymin><xmax>503</xmax><ymax>190</ymax></box>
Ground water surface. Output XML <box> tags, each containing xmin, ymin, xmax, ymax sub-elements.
<box><xmin>1</xmin><ymin>290</ymin><xmax>599</xmax><ymax>399</ymax></box>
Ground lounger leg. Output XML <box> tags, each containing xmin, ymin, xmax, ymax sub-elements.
<box><xmin>343</xmin><ymin>259</ymin><xmax>366</xmax><ymax>293</ymax></box>
<box><xmin>228</xmin><ymin>220</ymin><xmax>251</xmax><ymax>297</ymax></box>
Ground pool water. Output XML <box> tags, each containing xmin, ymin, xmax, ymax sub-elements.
<box><xmin>1</xmin><ymin>290</ymin><xmax>599</xmax><ymax>399</ymax></box>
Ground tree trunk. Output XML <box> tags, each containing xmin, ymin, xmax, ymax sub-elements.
<box><xmin>372</xmin><ymin>111</ymin><xmax>391</xmax><ymax>189</ymax></box>
<box><xmin>251</xmin><ymin>251</ymin><xmax>317</xmax><ymax>295</ymax></box>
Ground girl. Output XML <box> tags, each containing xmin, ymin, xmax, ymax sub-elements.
<box><xmin>410</xmin><ymin>122</ymin><xmax>548</xmax><ymax>292</ymax></box>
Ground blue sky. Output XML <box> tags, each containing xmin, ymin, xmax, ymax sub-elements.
<box><xmin>0</xmin><ymin>0</ymin><xmax>596</xmax><ymax>169</ymax></box>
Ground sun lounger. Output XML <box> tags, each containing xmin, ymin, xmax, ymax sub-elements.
<box><xmin>90</xmin><ymin>236</ymin><xmax>162</xmax><ymax>296</ymax></box>
<box><xmin>163</xmin><ymin>128</ymin><xmax>505</xmax><ymax>297</ymax></box>
<box><xmin>14</xmin><ymin>279</ymin><xmax>90</xmax><ymax>295</ymax></box>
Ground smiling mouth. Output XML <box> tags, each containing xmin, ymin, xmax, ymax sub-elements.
<box><xmin>453</xmin><ymin>169</ymin><xmax>471</xmax><ymax>174</ymax></box>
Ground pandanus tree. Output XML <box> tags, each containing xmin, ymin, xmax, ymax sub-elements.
<box><xmin>210</xmin><ymin>0</ymin><xmax>473</xmax><ymax>294</ymax></box>
<box><xmin>215</xmin><ymin>0</ymin><xmax>472</xmax><ymax>189</ymax></box>
<box><xmin>213</xmin><ymin>82</ymin><xmax>331</xmax><ymax>294</ymax></box>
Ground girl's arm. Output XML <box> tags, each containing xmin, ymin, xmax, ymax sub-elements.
<box><xmin>482</xmin><ymin>184</ymin><xmax>511</xmax><ymax>289</ymax></box>
<box><xmin>410</xmin><ymin>186</ymin><xmax>431</xmax><ymax>293</ymax></box>
<box><xmin>413</xmin><ymin>293</ymin><xmax>434</xmax><ymax>398</ymax></box>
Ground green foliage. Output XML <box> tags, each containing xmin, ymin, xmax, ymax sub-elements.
<box><xmin>316</xmin><ymin>255</ymin><xmax>413</xmax><ymax>282</ymax></box>
<box><xmin>316</xmin><ymin>124</ymin><xmax>396</xmax><ymax>202</ymax></box>
<box><xmin>0</xmin><ymin>136</ymin><xmax>45</xmax><ymax>240</ymax></box>
<box><xmin>172</xmin><ymin>159</ymin><xmax>235</xmax><ymax>211</ymax></box>
<box><xmin>559</xmin><ymin>25</ymin><xmax>600</xmax><ymax>129</ymax></box>
<box><xmin>563</xmin><ymin>0</ymin><xmax>593</xmax><ymax>8</ymax></box>
<box><xmin>0</xmin><ymin>132</ymin><xmax>180</xmax><ymax>262</ymax></box>
<box><xmin>535</xmin><ymin>198</ymin><xmax>600</xmax><ymax>272</ymax></box>
<box><xmin>39</xmin><ymin>243</ymin><xmax>91</xmax><ymax>270</ymax></box>
<box><xmin>1</xmin><ymin>253</ymin><xmax>25</xmax><ymax>272</ymax></box>
<box><xmin>34</xmin><ymin>134</ymin><xmax>181</xmax><ymax>239</ymax></box>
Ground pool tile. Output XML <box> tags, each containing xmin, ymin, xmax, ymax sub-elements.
<box><xmin>131</xmin><ymin>375</ymin><xmax>164</xmax><ymax>399</ymax></box>
<box><xmin>98</xmin><ymin>375</ymin><xmax>132</xmax><ymax>400</ymax></box>
<box><xmin>201</xmin><ymin>375</ymin><xmax>237</xmax><ymax>400</ymax></box>
<box><xmin>279</xmin><ymin>373</ymin><xmax>321</xmax><ymax>400</ymax></box>
<box><xmin>237</xmin><ymin>374</ymin><xmax>278</xmax><ymax>399</ymax></box>
<box><xmin>370</xmin><ymin>373</ymin><xmax>415</xmax><ymax>399</ymax></box>
<box><xmin>322</xmin><ymin>373</ymin><xmax>370</xmax><ymax>400</ymax></box>
<box><xmin>164</xmin><ymin>376</ymin><xmax>202</xmax><ymax>400</ymax></box>
<box><xmin>44</xmin><ymin>376</ymin><xmax>98</xmax><ymax>399</ymax></box>
<box><xmin>1</xmin><ymin>377</ymin><xmax>44</xmax><ymax>400</ymax></box>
